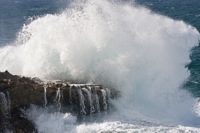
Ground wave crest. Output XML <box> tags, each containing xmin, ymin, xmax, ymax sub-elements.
<box><xmin>0</xmin><ymin>0</ymin><xmax>200</xmax><ymax>125</ymax></box>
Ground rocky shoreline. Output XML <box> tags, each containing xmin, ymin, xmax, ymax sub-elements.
<box><xmin>0</xmin><ymin>71</ymin><xmax>119</xmax><ymax>132</ymax></box>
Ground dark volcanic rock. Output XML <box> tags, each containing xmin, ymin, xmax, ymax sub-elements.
<box><xmin>10</xmin><ymin>106</ymin><xmax>38</xmax><ymax>133</ymax></box>
<box><xmin>0</xmin><ymin>70</ymin><xmax>120</xmax><ymax>132</ymax></box>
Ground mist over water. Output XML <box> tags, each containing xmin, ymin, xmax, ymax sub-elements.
<box><xmin>1</xmin><ymin>0</ymin><xmax>200</xmax><ymax>131</ymax></box>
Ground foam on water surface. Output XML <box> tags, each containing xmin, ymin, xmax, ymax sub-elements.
<box><xmin>26</xmin><ymin>107</ymin><xmax>200</xmax><ymax>133</ymax></box>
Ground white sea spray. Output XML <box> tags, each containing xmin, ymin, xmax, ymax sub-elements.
<box><xmin>1</xmin><ymin>0</ymin><xmax>200</xmax><ymax>131</ymax></box>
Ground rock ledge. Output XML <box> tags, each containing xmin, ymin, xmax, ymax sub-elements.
<box><xmin>0</xmin><ymin>71</ymin><xmax>119</xmax><ymax>132</ymax></box>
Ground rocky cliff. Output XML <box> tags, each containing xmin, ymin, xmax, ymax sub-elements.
<box><xmin>0</xmin><ymin>71</ymin><xmax>119</xmax><ymax>133</ymax></box>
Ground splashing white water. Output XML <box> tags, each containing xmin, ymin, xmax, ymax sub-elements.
<box><xmin>0</xmin><ymin>0</ymin><xmax>200</xmax><ymax>127</ymax></box>
<box><xmin>26</xmin><ymin>106</ymin><xmax>77</xmax><ymax>133</ymax></box>
<box><xmin>26</xmin><ymin>106</ymin><xmax>200</xmax><ymax>133</ymax></box>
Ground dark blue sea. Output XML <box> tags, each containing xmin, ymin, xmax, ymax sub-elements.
<box><xmin>1</xmin><ymin>0</ymin><xmax>200</xmax><ymax>132</ymax></box>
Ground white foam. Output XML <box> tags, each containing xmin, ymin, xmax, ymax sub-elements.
<box><xmin>26</xmin><ymin>107</ymin><xmax>200</xmax><ymax>133</ymax></box>
<box><xmin>76</xmin><ymin>121</ymin><xmax>200</xmax><ymax>133</ymax></box>
<box><xmin>0</xmin><ymin>0</ymin><xmax>200</xmax><ymax>125</ymax></box>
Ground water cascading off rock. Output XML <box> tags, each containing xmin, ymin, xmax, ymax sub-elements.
<box><xmin>0</xmin><ymin>70</ymin><xmax>120</xmax><ymax>132</ymax></box>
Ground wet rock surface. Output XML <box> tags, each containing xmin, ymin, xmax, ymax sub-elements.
<box><xmin>0</xmin><ymin>71</ymin><xmax>120</xmax><ymax>132</ymax></box>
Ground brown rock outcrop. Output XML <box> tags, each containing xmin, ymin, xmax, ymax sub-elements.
<box><xmin>0</xmin><ymin>71</ymin><xmax>120</xmax><ymax>132</ymax></box>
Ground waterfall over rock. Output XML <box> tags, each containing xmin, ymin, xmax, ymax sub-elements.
<box><xmin>55</xmin><ymin>87</ymin><xmax>62</xmax><ymax>110</ymax></box>
<box><xmin>0</xmin><ymin>92</ymin><xmax>9</xmax><ymax>115</ymax></box>
<box><xmin>0</xmin><ymin>70</ymin><xmax>119</xmax><ymax>132</ymax></box>
<box><xmin>0</xmin><ymin>92</ymin><xmax>10</xmax><ymax>131</ymax></box>
<box><xmin>77</xmin><ymin>87</ymin><xmax>86</xmax><ymax>116</ymax></box>
<box><xmin>101</xmin><ymin>89</ymin><xmax>108</xmax><ymax>111</ymax></box>
<box><xmin>94</xmin><ymin>93</ymin><xmax>100</xmax><ymax>113</ymax></box>
<box><xmin>43</xmin><ymin>86</ymin><xmax>47</xmax><ymax>108</ymax></box>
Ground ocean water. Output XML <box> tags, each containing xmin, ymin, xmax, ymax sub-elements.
<box><xmin>136</xmin><ymin>0</ymin><xmax>200</xmax><ymax>97</ymax></box>
<box><xmin>1</xmin><ymin>0</ymin><xmax>200</xmax><ymax>132</ymax></box>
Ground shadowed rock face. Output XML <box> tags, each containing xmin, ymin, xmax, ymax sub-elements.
<box><xmin>0</xmin><ymin>71</ymin><xmax>120</xmax><ymax>132</ymax></box>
